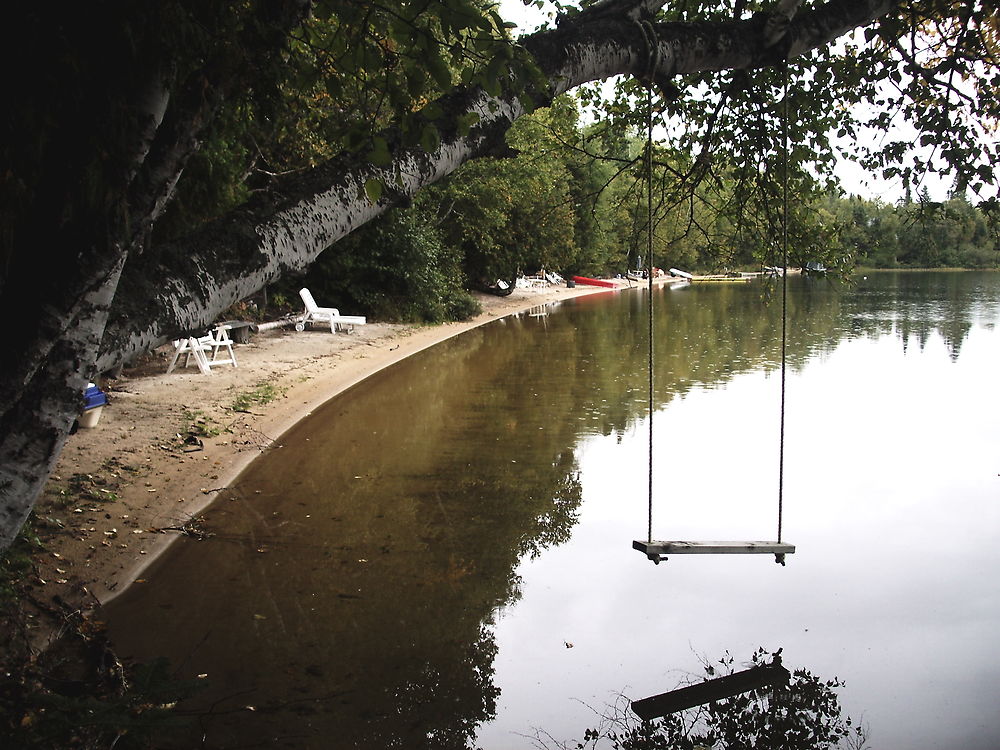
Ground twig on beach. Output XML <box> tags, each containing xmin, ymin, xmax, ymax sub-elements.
<box><xmin>235</xmin><ymin>427</ymin><xmax>277</xmax><ymax>452</ymax></box>
<box><xmin>150</xmin><ymin>516</ymin><xmax>214</xmax><ymax>540</ymax></box>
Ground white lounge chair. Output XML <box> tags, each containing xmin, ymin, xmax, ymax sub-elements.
<box><xmin>166</xmin><ymin>324</ymin><xmax>238</xmax><ymax>375</ymax></box>
<box><xmin>295</xmin><ymin>288</ymin><xmax>366</xmax><ymax>333</ymax></box>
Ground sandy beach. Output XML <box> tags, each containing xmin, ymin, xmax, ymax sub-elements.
<box><xmin>32</xmin><ymin>279</ymin><xmax>665</xmax><ymax>612</ymax></box>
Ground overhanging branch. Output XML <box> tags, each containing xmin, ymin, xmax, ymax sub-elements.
<box><xmin>98</xmin><ymin>0</ymin><xmax>904</xmax><ymax>371</ymax></box>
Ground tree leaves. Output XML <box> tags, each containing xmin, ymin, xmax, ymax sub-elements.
<box><xmin>364</xmin><ymin>178</ymin><xmax>383</xmax><ymax>204</ymax></box>
<box><xmin>427</xmin><ymin>51</ymin><xmax>454</xmax><ymax>90</ymax></box>
<box><xmin>180</xmin><ymin>0</ymin><xmax>524</xmax><ymax>204</ymax></box>
<box><xmin>456</xmin><ymin>112</ymin><xmax>481</xmax><ymax>137</ymax></box>
<box><xmin>420</xmin><ymin>125</ymin><xmax>441</xmax><ymax>153</ymax></box>
<box><xmin>368</xmin><ymin>137</ymin><xmax>392</xmax><ymax>167</ymax></box>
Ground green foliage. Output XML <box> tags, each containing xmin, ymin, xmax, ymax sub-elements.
<box><xmin>91</xmin><ymin>0</ymin><xmax>1000</xmax><ymax>316</ymax></box>
<box><xmin>851</xmin><ymin>2</ymin><xmax>1000</xmax><ymax>194</ymax></box>
<box><xmin>152</xmin><ymin>101</ymin><xmax>257</xmax><ymax>243</ymax></box>
<box><xmin>14</xmin><ymin>0</ymin><xmax>995</xmax><ymax>323</ymax></box>
<box><xmin>147</xmin><ymin>0</ymin><xmax>531</xmax><ymax>243</ymax></box>
<box><xmin>301</xmin><ymin>207</ymin><xmax>480</xmax><ymax>323</ymax></box>
<box><xmin>565</xmin><ymin>1</ymin><xmax>998</xmax><ymax>273</ymax></box>
<box><xmin>182</xmin><ymin>410</ymin><xmax>223</xmax><ymax>438</ymax></box>
<box><xmin>824</xmin><ymin>192</ymin><xmax>998</xmax><ymax>269</ymax></box>
<box><xmin>302</xmin><ymin>85</ymin><xmax>994</xmax><ymax>319</ymax></box>
<box><xmin>231</xmin><ymin>382</ymin><xmax>286</xmax><ymax>412</ymax></box>
<box><xmin>0</xmin><ymin>518</ymin><xmax>42</xmax><ymax>606</ymax></box>
<box><xmin>427</xmin><ymin>96</ymin><xmax>632</xmax><ymax>285</ymax></box>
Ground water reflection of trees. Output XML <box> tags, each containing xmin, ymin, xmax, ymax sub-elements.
<box><xmin>103</xmin><ymin>272</ymin><xmax>993</xmax><ymax>748</ymax></box>
<box><xmin>353</xmin><ymin>271</ymin><xmax>988</xmax><ymax>749</ymax></box>
<box><xmin>104</xmin><ymin>321</ymin><xmax>590</xmax><ymax>748</ymax></box>
<box><xmin>833</xmin><ymin>271</ymin><xmax>996</xmax><ymax>361</ymax></box>
<box><xmin>551</xmin><ymin>649</ymin><xmax>867</xmax><ymax>750</ymax></box>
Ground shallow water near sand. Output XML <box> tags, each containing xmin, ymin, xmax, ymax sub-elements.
<box><xmin>104</xmin><ymin>271</ymin><xmax>1000</xmax><ymax>749</ymax></box>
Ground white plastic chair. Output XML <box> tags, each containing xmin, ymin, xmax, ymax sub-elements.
<box><xmin>166</xmin><ymin>324</ymin><xmax>238</xmax><ymax>375</ymax></box>
<box><xmin>295</xmin><ymin>288</ymin><xmax>366</xmax><ymax>333</ymax></box>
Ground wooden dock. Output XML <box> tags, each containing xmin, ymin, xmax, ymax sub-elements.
<box><xmin>690</xmin><ymin>274</ymin><xmax>756</xmax><ymax>283</ymax></box>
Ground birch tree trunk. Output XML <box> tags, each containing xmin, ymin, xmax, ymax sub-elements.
<box><xmin>0</xmin><ymin>0</ymin><xmax>312</xmax><ymax>551</ymax></box>
<box><xmin>0</xmin><ymin>0</ymin><xmax>899</xmax><ymax>551</ymax></box>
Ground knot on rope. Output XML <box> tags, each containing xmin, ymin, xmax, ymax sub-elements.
<box><xmin>633</xmin><ymin>18</ymin><xmax>661</xmax><ymax>87</ymax></box>
<box><xmin>632</xmin><ymin>19</ymin><xmax>682</xmax><ymax>101</ymax></box>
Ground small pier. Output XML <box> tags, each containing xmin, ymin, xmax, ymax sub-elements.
<box><xmin>690</xmin><ymin>273</ymin><xmax>757</xmax><ymax>283</ymax></box>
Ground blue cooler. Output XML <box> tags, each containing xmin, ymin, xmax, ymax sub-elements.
<box><xmin>80</xmin><ymin>383</ymin><xmax>108</xmax><ymax>428</ymax></box>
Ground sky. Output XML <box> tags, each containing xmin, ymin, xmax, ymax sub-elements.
<box><xmin>495</xmin><ymin>0</ymin><xmax>966</xmax><ymax>204</ymax></box>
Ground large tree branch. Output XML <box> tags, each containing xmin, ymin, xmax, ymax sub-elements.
<box><xmin>98</xmin><ymin>0</ymin><xmax>901</xmax><ymax>371</ymax></box>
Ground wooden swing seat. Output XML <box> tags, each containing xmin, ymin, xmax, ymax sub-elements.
<box><xmin>633</xmin><ymin>540</ymin><xmax>795</xmax><ymax>560</ymax></box>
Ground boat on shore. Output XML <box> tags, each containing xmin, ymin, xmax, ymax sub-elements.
<box><xmin>572</xmin><ymin>275</ymin><xmax>618</xmax><ymax>288</ymax></box>
<box><xmin>804</xmin><ymin>261</ymin><xmax>827</xmax><ymax>275</ymax></box>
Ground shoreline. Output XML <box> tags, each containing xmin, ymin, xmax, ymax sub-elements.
<box><xmin>34</xmin><ymin>278</ymin><xmax>677</xmax><ymax>611</ymax></box>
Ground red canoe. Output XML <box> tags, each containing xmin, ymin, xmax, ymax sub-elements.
<box><xmin>572</xmin><ymin>275</ymin><xmax>617</xmax><ymax>288</ymax></box>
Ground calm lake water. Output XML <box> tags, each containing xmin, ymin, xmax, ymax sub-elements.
<box><xmin>105</xmin><ymin>271</ymin><xmax>1000</xmax><ymax>749</ymax></box>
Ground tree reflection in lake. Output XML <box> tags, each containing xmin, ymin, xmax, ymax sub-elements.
<box><xmin>555</xmin><ymin>650</ymin><xmax>867</xmax><ymax>750</ymax></box>
<box><xmin>105</xmin><ymin>330</ymin><xmax>591</xmax><ymax>746</ymax></box>
<box><xmin>103</xmin><ymin>272</ymin><xmax>1000</xmax><ymax>748</ymax></box>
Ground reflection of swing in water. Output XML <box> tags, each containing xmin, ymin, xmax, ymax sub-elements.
<box><xmin>631</xmin><ymin>73</ymin><xmax>794</xmax><ymax>566</ymax></box>
<box><xmin>631</xmin><ymin>654</ymin><xmax>790</xmax><ymax>720</ymax></box>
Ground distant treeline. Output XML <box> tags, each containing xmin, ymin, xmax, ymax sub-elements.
<box><xmin>819</xmin><ymin>191</ymin><xmax>999</xmax><ymax>269</ymax></box>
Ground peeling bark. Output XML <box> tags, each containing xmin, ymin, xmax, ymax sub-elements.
<box><xmin>0</xmin><ymin>258</ymin><xmax>127</xmax><ymax>551</ymax></box>
<box><xmin>1</xmin><ymin>0</ymin><xmax>902</xmax><ymax>550</ymax></box>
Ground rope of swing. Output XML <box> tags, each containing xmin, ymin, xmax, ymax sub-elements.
<box><xmin>646</xmin><ymin>84</ymin><xmax>655</xmax><ymax>544</ymax></box>
<box><xmin>777</xmin><ymin>62</ymin><xmax>789</xmax><ymax>545</ymax></box>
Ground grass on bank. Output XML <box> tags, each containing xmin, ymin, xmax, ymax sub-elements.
<box><xmin>230</xmin><ymin>381</ymin><xmax>287</xmax><ymax>412</ymax></box>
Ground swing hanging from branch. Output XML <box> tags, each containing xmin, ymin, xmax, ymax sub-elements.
<box><xmin>632</xmin><ymin>68</ymin><xmax>795</xmax><ymax>566</ymax></box>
